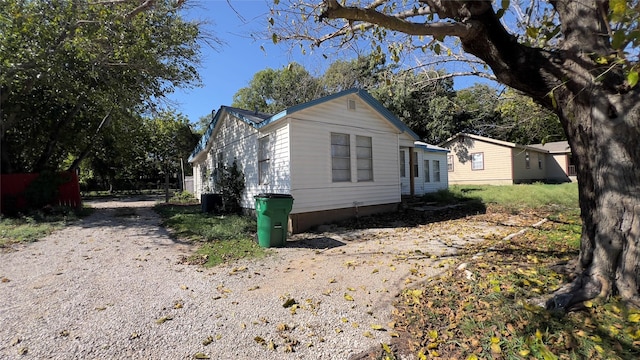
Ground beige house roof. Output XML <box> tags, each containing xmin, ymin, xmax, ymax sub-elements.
<box><xmin>529</xmin><ymin>141</ymin><xmax>571</xmax><ymax>154</ymax></box>
<box><xmin>441</xmin><ymin>133</ymin><xmax>549</xmax><ymax>153</ymax></box>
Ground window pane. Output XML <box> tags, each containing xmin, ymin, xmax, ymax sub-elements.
<box><xmin>331</xmin><ymin>133</ymin><xmax>349</xmax><ymax>145</ymax></box>
<box><xmin>357</xmin><ymin>158</ymin><xmax>372</xmax><ymax>169</ymax></box>
<box><xmin>356</xmin><ymin>136</ymin><xmax>371</xmax><ymax>147</ymax></box>
<box><xmin>332</xmin><ymin>145</ymin><xmax>350</xmax><ymax>157</ymax></box>
<box><xmin>356</xmin><ymin>136</ymin><xmax>373</xmax><ymax>182</ymax></box>
<box><xmin>332</xmin><ymin>132</ymin><xmax>351</xmax><ymax>182</ymax></box>
<box><xmin>332</xmin><ymin>158</ymin><xmax>350</xmax><ymax>170</ymax></box>
<box><xmin>424</xmin><ymin>160</ymin><xmax>430</xmax><ymax>183</ymax></box>
<box><xmin>356</xmin><ymin>146</ymin><xmax>372</xmax><ymax>158</ymax></box>
<box><xmin>433</xmin><ymin>160</ymin><xmax>441</xmax><ymax>182</ymax></box>
<box><xmin>357</xmin><ymin>169</ymin><xmax>372</xmax><ymax>181</ymax></box>
<box><xmin>400</xmin><ymin>150</ymin><xmax>406</xmax><ymax>177</ymax></box>
<box><xmin>471</xmin><ymin>153</ymin><xmax>484</xmax><ymax>170</ymax></box>
<box><xmin>333</xmin><ymin>169</ymin><xmax>351</xmax><ymax>182</ymax></box>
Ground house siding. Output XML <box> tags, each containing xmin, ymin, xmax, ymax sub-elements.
<box><xmin>443</xmin><ymin>137</ymin><xmax>514</xmax><ymax>185</ymax></box>
<box><xmin>244</xmin><ymin>121</ymin><xmax>292</xmax><ymax>208</ymax></box>
<box><xmin>287</xmin><ymin>95</ymin><xmax>408</xmax><ymax>213</ymax></box>
<box><xmin>422</xmin><ymin>151</ymin><xmax>449</xmax><ymax>193</ymax></box>
<box><xmin>192</xmin><ymin>113</ymin><xmax>259</xmax><ymax>201</ymax></box>
<box><xmin>511</xmin><ymin>148</ymin><xmax>547</xmax><ymax>183</ymax></box>
<box><xmin>546</xmin><ymin>154</ymin><xmax>572</xmax><ymax>182</ymax></box>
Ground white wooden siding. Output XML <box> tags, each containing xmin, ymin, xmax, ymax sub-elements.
<box><xmin>422</xmin><ymin>151</ymin><xmax>449</xmax><ymax>193</ymax></box>
<box><xmin>244</xmin><ymin>121</ymin><xmax>292</xmax><ymax>208</ymax></box>
<box><xmin>287</xmin><ymin>95</ymin><xmax>408</xmax><ymax>213</ymax></box>
<box><xmin>401</xmin><ymin>148</ymin><xmax>448</xmax><ymax>195</ymax></box>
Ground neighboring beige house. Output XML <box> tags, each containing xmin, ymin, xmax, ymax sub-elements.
<box><xmin>529</xmin><ymin>141</ymin><xmax>576</xmax><ymax>183</ymax></box>
<box><xmin>189</xmin><ymin>89</ymin><xmax>448</xmax><ymax>233</ymax></box>
<box><xmin>440</xmin><ymin>133</ymin><xmax>550</xmax><ymax>185</ymax></box>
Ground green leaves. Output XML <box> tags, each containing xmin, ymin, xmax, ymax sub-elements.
<box><xmin>1</xmin><ymin>0</ymin><xmax>203</xmax><ymax>173</ymax></box>
<box><xmin>627</xmin><ymin>70</ymin><xmax>639</xmax><ymax>88</ymax></box>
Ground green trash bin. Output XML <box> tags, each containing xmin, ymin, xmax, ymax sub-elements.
<box><xmin>254</xmin><ymin>193</ymin><xmax>294</xmax><ymax>248</ymax></box>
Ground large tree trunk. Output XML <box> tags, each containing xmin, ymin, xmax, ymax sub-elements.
<box><xmin>550</xmin><ymin>87</ymin><xmax>640</xmax><ymax>309</ymax></box>
<box><xmin>455</xmin><ymin>0</ymin><xmax>640</xmax><ymax>309</ymax></box>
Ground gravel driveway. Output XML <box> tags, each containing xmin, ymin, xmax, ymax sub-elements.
<box><xmin>0</xmin><ymin>197</ymin><xmax>514</xmax><ymax>359</ymax></box>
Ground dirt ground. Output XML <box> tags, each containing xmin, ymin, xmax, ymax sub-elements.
<box><xmin>0</xmin><ymin>196</ymin><xmax>538</xmax><ymax>359</ymax></box>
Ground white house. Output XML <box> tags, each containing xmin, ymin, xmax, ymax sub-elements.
<box><xmin>189</xmin><ymin>89</ymin><xmax>449</xmax><ymax>232</ymax></box>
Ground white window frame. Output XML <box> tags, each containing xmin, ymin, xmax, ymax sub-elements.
<box><xmin>447</xmin><ymin>154</ymin><xmax>454</xmax><ymax>172</ymax></box>
<box><xmin>424</xmin><ymin>159</ymin><xmax>430</xmax><ymax>183</ymax></box>
<box><xmin>433</xmin><ymin>160</ymin><xmax>441</xmax><ymax>182</ymax></box>
<box><xmin>471</xmin><ymin>152</ymin><xmax>484</xmax><ymax>170</ymax></box>
<box><xmin>331</xmin><ymin>132</ymin><xmax>351</xmax><ymax>182</ymax></box>
<box><xmin>356</xmin><ymin>135</ymin><xmax>373</xmax><ymax>182</ymax></box>
<box><xmin>399</xmin><ymin>150</ymin><xmax>406</xmax><ymax>178</ymax></box>
<box><xmin>258</xmin><ymin>136</ymin><xmax>270</xmax><ymax>184</ymax></box>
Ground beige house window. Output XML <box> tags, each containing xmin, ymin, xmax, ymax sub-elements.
<box><xmin>331</xmin><ymin>133</ymin><xmax>351</xmax><ymax>182</ymax></box>
<box><xmin>525</xmin><ymin>151</ymin><xmax>531</xmax><ymax>169</ymax></box>
<box><xmin>471</xmin><ymin>152</ymin><xmax>484</xmax><ymax>170</ymax></box>
<box><xmin>356</xmin><ymin>135</ymin><xmax>373</xmax><ymax>181</ymax></box>
<box><xmin>538</xmin><ymin>154</ymin><xmax>543</xmax><ymax>169</ymax></box>
<box><xmin>447</xmin><ymin>154</ymin><xmax>454</xmax><ymax>172</ymax></box>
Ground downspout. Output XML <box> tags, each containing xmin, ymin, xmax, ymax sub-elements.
<box><xmin>409</xmin><ymin>147</ymin><xmax>415</xmax><ymax>196</ymax></box>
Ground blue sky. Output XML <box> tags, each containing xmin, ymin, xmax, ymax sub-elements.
<box><xmin>168</xmin><ymin>0</ymin><xmax>318</xmax><ymax>123</ymax></box>
<box><xmin>168</xmin><ymin>0</ymin><xmax>489</xmax><ymax>123</ymax></box>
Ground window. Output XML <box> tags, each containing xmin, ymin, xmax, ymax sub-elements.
<box><xmin>258</xmin><ymin>136</ymin><xmax>270</xmax><ymax>184</ymax></box>
<box><xmin>471</xmin><ymin>152</ymin><xmax>484</xmax><ymax>170</ymax></box>
<box><xmin>356</xmin><ymin>135</ymin><xmax>373</xmax><ymax>181</ymax></box>
<box><xmin>525</xmin><ymin>151</ymin><xmax>530</xmax><ymax>169</ymax></box>
<box><xmin>399</xmin><ymin>150</ymin><xmax>406</xmax><ymax>177</ymax></box>
<box><xmin>538</xmin><ymin>154</ymin><xmax>543</xmax><ymax>169</ymax></box>
<box><xmin>424</xmin><ymin>160</ymin><xmax>430</xmax><ymax>183</ymax></box>
<box><xmin>331</xmin><ymin>133</ymin><xmax>351</xmax><ymax>182</ymax></box>
<box><xmin>447</xmin><ymin>154</ymin><xmax>454</xmax><ymax>172</ymax></box>
<box><xmin>433</xmin><ymin>160</ymin><xmax>441</xmax><ymax>182</ymax></box>
<box><xmin>347</xmin><ymin>99</ymin><xmax>356</xmax><ymax>110</ymax></box>
<box><xmin>413</xmin><ymin>151</ymin><xmax>419</xmax><ymax>178</ymax></box>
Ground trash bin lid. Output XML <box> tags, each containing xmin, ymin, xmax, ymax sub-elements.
<box><xmin>255</xmin><ymin>193</ymin><xmax>293</xmax><ymax>199</ymax></box>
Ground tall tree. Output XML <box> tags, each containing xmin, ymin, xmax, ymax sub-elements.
<box><xmin>1</xmin><ymin>0</ymin><xmax>202</xmax><ymax>174</ymax></box>
<box><xmin>496</xmin><ymin>89</ymin><xmax>565</xmax><ymax>145</ymax></box>
<box><xmin>322</xmin><ymin>54</ymin><xmax>388</xmax><ymax>93</ymax></box>
<box><xmin>232</xmin><ymin>63</ymin><xmax>324</xmax><ymax>113</ymax></box>
<box><xmin>271</xmin><ymin>1</ymin><xmax>640</xmax><ymax>308</ymax></box>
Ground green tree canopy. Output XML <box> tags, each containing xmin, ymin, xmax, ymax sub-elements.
<box><xmin>1</xmin><ymin>0</ymin><xmax>202</xmax><ymax>174</ymax></box>
<box><xmin>232</xmin><ymin>62</ymin><xmax>324</xmax><ymax>114</ymax></box>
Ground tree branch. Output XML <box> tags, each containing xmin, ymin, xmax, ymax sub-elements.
<box><xmin>319</xmin><ymin>0</ymin><xmax>472</xmax><ymax>38</ymax></box>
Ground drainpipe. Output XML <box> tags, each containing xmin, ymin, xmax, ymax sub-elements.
<box><xmin>409</xmin><ymin>148</ymin><xmax>415</xmax><ymax>196</ymax></box>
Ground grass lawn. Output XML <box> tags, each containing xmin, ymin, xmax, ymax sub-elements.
<box><xmin>153</xmin><ymin>203</ymin><xmax>268</xmax><ymax>267</ymax></box>
<box><xmin>0</xmin><ymin>206</ymin><xmax>92</xmax><ymax>248</ymax></box>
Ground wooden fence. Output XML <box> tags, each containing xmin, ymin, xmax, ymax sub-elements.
<box><xmin>0</xmin><ymin>172</ymin><xmax>82</xmax><ymax>214</ymax></box>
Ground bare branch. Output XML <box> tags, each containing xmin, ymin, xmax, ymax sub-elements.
<box><xmin>125</xmin><ymin>0</ymin><xmax>155</xmax><ymax>20</ymax></box>
<box><xmin>319</xmin><ymin>0</ymin><xmax>473</xmax><ymax>39</ymax></box>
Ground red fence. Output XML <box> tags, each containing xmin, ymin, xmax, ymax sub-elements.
<box><xmin>0</xmin><ymin>172</ymin><xmax>82</xmax><ymax>214</ymax></box>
